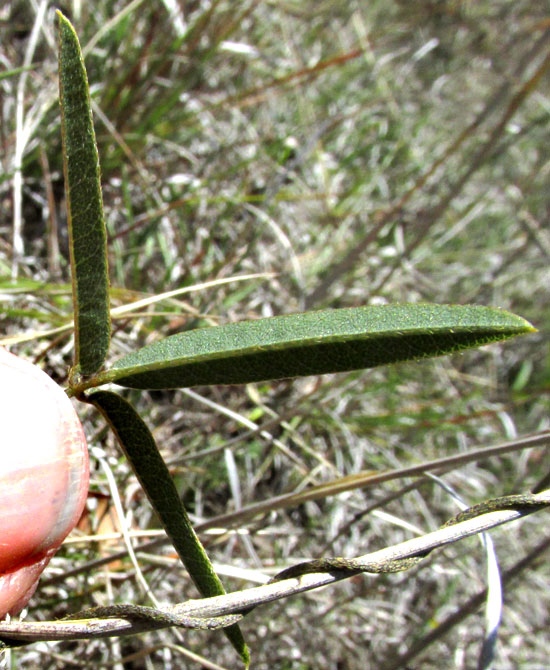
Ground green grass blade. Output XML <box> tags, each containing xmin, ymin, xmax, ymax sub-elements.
<box><xmin>104</xmin><ymin>304</ymin><xmax>534</xmax><ymax>390</ymax></box>
<box><xmin>57</xmin><ymin>11</ymin><xmax>110</xmax><ymax>377</ymax></box>
<box><xmin>88</xmin><ymin>391</ymin><xmax>250</xmax><ymax>667</ymax></box>
<box><xmin>0</xmin><ymin>64</ymin><xmax>35</xmax><ymax>81</ymax></box>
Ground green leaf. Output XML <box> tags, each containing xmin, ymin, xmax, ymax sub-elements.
<box><xmin>101</xmin><ymin>304</ymin><xmax>534</xmax><ymax>390</ymax></box>
<box><xmin>57</xmin><ymin>11</ymin><xmax>110</xmax><ymax>377</ymax></box>
<box><xmin>88</xmin><ymin>391</ymin><xmax>250</xmax><ymax>667</ymax></box>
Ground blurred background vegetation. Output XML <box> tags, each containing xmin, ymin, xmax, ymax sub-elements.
<box><xmin>1</xmin><ymin>1</ymin><xmax>549</xmax><ymax>668</ymax></box>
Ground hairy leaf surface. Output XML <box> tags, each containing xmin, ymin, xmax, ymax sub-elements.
<box><xmin>104</xmin><ymin>305</ymin><xmax>534</xmax><ymax>389</ymax></box>
<box><xmin>89</xmin><ymin>391</ymin><xmax>249</xmax><ymax>666</ymax></box>
<box><xmin>58</xmin><ymin>11</ymin><xmax>110</xmax><ymax>376</ymax></box>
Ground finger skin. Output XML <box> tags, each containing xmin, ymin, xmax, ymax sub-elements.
<box><xmin>0</xmin><ymin>347</ymin><xmax>89</xmax><ymax>617</ymax></box>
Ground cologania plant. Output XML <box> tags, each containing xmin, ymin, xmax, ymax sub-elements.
<box><xmin>0</xmin><ymin>11</ymin><xmax>546</xmax><ymax>668</ymax></box>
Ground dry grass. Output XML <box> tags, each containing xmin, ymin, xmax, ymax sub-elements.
<box><xmin>1</xmin><ymin>1</ymin><xmax>549</xmax><ymax>668</ymax></box>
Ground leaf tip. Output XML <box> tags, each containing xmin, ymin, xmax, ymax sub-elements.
<box><xmin>56</xmin><ymin>9</ymin><xmax>80</xmax><ymax>48</ymax></box>
<box><xmin>56</xmin><ymin>8</ymin><xmax>69</xmax><ymax>28</ymax></box>
<box><xmin>505</xmin><ymin>312</ymin><xmax>537</xmax><ymax>334</ymax></box>
<box><xmin>241</xmin><ymin>644</ymin><xmax>251</xmax><ymax>669</ymax></box>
